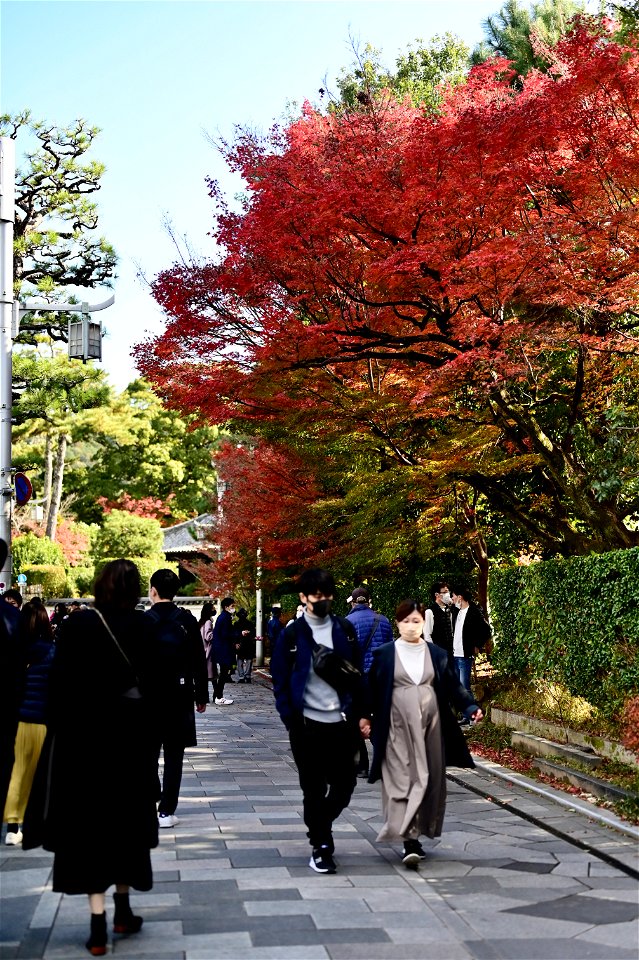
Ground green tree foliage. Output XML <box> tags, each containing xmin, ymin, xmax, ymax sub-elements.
<box><xmin>609</xmin><ymin>0</ymin><xmax>639</xmax><ymax>39</ymax></box>
<box><xmin>471</xmin><ymin>0</ymin><xmax>584</xmax><ymax>76</ymax></box>
<box><xmin>64</xmin><ymin>379</ymin><xmax>218</xmax><ymax>525</ymax></box>
<box><xmin>334</xmin><ymin>34</ymin><xmax>470</xmax><ymax>112</ymax></box>
<box><xmin>0</xmin><ymin>110</ymin><xmax>116</xmax><ymax>344</ymax></box>
<box><xmin>12</xmin><ymin>349</ymin><xmax>110</xmax><ymax>539</ymax></box>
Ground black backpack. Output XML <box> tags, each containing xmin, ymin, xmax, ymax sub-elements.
<box><xmin>147</xmin><ymin>606</ymin><xmax>188</xmax><ymax>689</ymax></box>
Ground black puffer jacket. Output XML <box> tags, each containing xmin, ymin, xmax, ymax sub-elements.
<box><xmin>19</xmin><ymin>636</ymin><xmax>55</xmax><ymax>725</ymax></box>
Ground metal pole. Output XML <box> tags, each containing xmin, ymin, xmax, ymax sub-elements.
<box><xmin>0</xmin><ymin>138</ymin><xmax>15</xmax><ymax>590</ymax></box>
<box><xmin>255</xmin><ymin>544</ymin><xmax>263</xmax><ymax>666</ymax></box>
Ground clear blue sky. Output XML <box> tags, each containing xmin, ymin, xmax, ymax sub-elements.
<box><xmin>2</xmin><ymin>0</ymin><xmax>502</xmax><ymax>387</ymax></box>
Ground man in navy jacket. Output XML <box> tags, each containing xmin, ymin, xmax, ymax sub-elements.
<box><xmin>271</xmin><ymin>568</ymin><xmax>363</xmax><ymax>876</ymax></box>
<box><xmin>212</xmin><ymin>597</ymin><xmax>236</xmax><ymax>705</ymax></box>
<box><xmin>346</xmin><ymin>587</ymin><xmax>392</xmax><ymax>777</ymax></box>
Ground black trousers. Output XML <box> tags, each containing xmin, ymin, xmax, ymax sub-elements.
<box><xmin>155</xmin><ymin>736</ymin><xmax>185</xmax><ymax>816</ymax></box>
<box><xmin>213</xmin><ymin>664</ymin><xmax>232</xmax><ymax>700</ymax></box>
<box><xmin>355</xmin><ymin>739</ymin><xmax>370</xmax><ymax>775</ymax></box>
<box><xmin>289</xmin><ymin>717</ymin><xmax>357</xmax><ymax>849</ymax></box>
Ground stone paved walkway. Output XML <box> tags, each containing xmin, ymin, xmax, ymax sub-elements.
<box><xmin>1</xmin><ymin>680</ymin><xmax>638</xmax><ymax>960</ymax></box>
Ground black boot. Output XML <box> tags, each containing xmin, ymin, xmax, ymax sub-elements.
<box><xmin>86</xmin><ymin>912</ymin><xmax>107</xmax><ymax>956</ymax></box>
<box><xmin>113</xmin><ymin>892</ymin><xmax>143</xmax><ymax>935</ymax></box>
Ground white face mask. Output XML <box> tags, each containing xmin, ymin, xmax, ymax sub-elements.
<box><xmin>440</xmin><ymin>592</ymin><xmax>451</xmax><ymax>605</ymax></box>
<box><xmin>397</xmin><ymin>622</ymin><xmax>423</xmax><ymax>641</ymax></box>
<box><xmin>454</xmin><ymin>599</ymin><xmax>462</xmax><ymax>609</ymax></box>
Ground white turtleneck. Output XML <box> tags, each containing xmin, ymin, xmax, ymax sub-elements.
<box><xmin>395</xmin><ymin>638</ymin><xmax>427</xmax><ymax>684</ymax></box>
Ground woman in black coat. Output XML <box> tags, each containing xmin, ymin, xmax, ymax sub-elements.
<box><xmin>24</xmin><ymin>560</ymin><xmax>158</xmax><ymax>956</ymax></box>
<box><xmin>234</xmin><ymin>607</ymin><xmax>256</xmax><ymax>683</ymax></box>
<box><xmin>360</xmin><ymin>599</ymin><xmax>483</xmax><ymax>869</ymax></box>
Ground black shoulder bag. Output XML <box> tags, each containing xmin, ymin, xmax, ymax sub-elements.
<box><xmin>311</xmin><ymin>619</ymin><xmax>362</xmax><ymax>696</ymax></box>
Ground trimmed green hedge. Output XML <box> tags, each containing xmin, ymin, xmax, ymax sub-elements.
<box><xmin>489</xmin><ymin>547</ymin><xmax>639</xmax><ymax>719</ymax></box>
<box><xmin>20</xmin><ymin>564</ymin><xmax>68</xmax><ymax>597</ymax></box>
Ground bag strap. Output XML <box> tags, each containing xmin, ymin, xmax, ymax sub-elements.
<box><xmin>93</xmin><ymin>608</ymin><xmax>139</xmax><ymax>684</ymax></box>
<box><xmin>361</xmin><ymin>613</ymin><xmax>381</xmax><ymax>657</ymax></box>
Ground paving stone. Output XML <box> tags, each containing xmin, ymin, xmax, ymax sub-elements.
<box><xmin>252</xmin><ymin>927</ymin><xmax>391</xmax><ymax>947</ymax></box>
<box><xmin>2</xmin><ymin>681</ymin><xmax>638</xmax><ymax>960</ymax></box>
<box><xmin>503</xmin><ymin>892</ymin><xmax>639</xmax><ymax>924</ymax></box>
<box><xmin>482</xmin><ymin>938</ymin><xmax>639</xmax><ymax>959</ymax></box>
<box><xmin>577</xmin><ymin>921</ymin><xmax>639</xmax><ymax>949</ymax></box>
<box><xmin>15</xmin><ymin>927</ymin><xmax>49</xmax><ymax>959</ymax></box>
<box><xmin>29</xmin><ymin>892</ymin><xmax>61</xmax><ymax>929</ymax></box>
<box><xmin>187</xmin><ymin>946</ymin><xmax>327</xmax><ymax>960</ymax></box>
<box><xmin>326</xmin><ymin>945</ymin><xmax>471</xmax><ymax>959</ymax></box>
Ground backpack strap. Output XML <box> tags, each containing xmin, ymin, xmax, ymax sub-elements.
<box><xmin>147</xmin><ymin>605</ymin><xmax>185</xmax><ymax>629</ymax></box>
<box><xmin>284</xmin><ymin>620</ymin><xmax>298</xmax><ymax>655</ymax></box>
<box><xmin>361</xmin><ymin>613</ymin><xmax>381</xmax><ymax>657</ymax></box>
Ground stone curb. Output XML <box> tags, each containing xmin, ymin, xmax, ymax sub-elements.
<box><xmin>449</xmin><ymin>758</ymin><xmax>639</xmax><ymax>881</ymax></box>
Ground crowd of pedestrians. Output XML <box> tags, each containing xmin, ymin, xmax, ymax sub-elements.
<box><xmin>1</xmin><ymin>549</ymin><xmax>490</xmax><ymax>955</ymax></box>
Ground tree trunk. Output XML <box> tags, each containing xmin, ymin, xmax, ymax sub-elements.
<box><xmin>457</xmin><ymin>489</ymin><xmax>490</xmax><ymax>612</ymax></box>
<box><xmin>42</xmin><ymin>433</ymin><xmax>53</xmax><ymax>521</ymax></box>
<box><xmin>45</xmin><ymin>432</ymin><xmax>69</xmax><ymax>541</ymax></box>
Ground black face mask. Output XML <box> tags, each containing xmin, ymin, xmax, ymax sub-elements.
<box><xmin>310</xmin><ymin>599</ymin><xmax>332</xmax><ymax>618</ymax></box>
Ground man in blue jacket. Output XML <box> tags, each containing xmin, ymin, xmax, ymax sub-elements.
<box><xmin>271</xmin><ymin>568</ymin><xmax>363</xmax><ymax>876</ymax></box>
<box><xmin>346</xmin><ymin>587</ymin><xmax>392</xmax><ymax>778</ymax></box>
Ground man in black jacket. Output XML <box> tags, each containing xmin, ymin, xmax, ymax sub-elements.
<box><xmin>425</xmin><ymin>580</ymin><xmax>455</xmax><ymax>657</ymax></box>
<box><xmin>212</xmin><ymin>597</ymin><xmax>236</xmax><ymax>705</ymax></box>
<box><xmin>450</xmin><ymin>584</ymin><xmax>491</xmax><ymax>709</ymax></box>
<box><xmin>146</xmin><ymin>569</ymin><xmax>209</xmax><ymax>828</ymax></box>
<box><xmin>271</xmin><ymin>568</ymin><xmax>363</xmax><ymax>875</ymax></box>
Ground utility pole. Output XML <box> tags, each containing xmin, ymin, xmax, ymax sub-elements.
<box><xmin>0</xmin><ymin>135</ymin><xmax>113</xmax><ymax>590</ymax></box>
<box><xmin>255</xmin><ymin>544</ymin><xmax>263</xmax><ymax>666</ymax></box>
<box><xmin>0</xmin><ymin>138</ymin><xmax>15</xmax><ymax>590</ymax></box>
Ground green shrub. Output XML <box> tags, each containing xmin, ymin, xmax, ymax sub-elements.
<box><xmin>92</xmin><ymin>511</ymin><xmax>164</xmax><ymax>563</ymax></box>
<box><xmin>490</xmin><ymin>547</ymin><xmax>639</xmax><ymax>720</ymax></box>
<box><xmin>13</xmin><ymin>533</ymin><xmax>65</xmax><ymax>572</ymax></box>
<box><xmin>92</xmin><ymin>557</ymin><xmax>178</xmax><ymax>596</ymax></box>
<box><xmin>20</xmin><ymin>564</ymin><xmax>67</xmax><ymax>597</ymax></box>
<box><xmin>66</xmin><ymin>565</ymin><xmax>95</xmax><ymax>597</ymax></box>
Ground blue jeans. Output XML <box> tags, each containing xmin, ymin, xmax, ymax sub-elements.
<box><xmin>455</xmin><ymin>656</ymin><xmax>473</xmax><ymax>695</ymax></box>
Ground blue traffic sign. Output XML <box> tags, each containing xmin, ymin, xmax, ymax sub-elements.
<box><xmin>17</xmin><ymin>573</ymin><xmax>27</xmax><ymax>584</ymax></box>
<box><xmin>15</xmin><ymin>473</ymin><xmax>33</xmax><ymax>506</ymax></box>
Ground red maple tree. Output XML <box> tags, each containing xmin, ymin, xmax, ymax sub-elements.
<box><xmin>138</xmin><ymin>21</ymin><xmax>639</xmax><ymax>572</ymax></box>
<box><xmin>191</xmin><ymin>440</ymin><xmax>326</xmax><ymax>594</ymax></box>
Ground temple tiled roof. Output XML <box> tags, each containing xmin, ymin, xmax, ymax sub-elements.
<box><xmin>163</xmin><ymin>513</ymin><xmax>217</xmax><ymax>555</ymax></box>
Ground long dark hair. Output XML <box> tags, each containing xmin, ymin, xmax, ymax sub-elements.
<box><xmin>94</xmin><ymin>559</ymin><xmax>141</xmax><ymax>611</ymax></box>
<box><xmin>199</xmin><ymin>601</ymin><xmax>215</xmax><ymax>625</ymax></box>
<box><xmin>21</xmin><ymin>600</ymin><xmax>53</xmax><ymax>643</ymax></box>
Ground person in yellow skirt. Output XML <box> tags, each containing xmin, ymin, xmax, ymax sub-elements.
<box><xmin>4</xmin><ymin>599</ymin><xmax>55</xmax><ymax>845</ymax></box>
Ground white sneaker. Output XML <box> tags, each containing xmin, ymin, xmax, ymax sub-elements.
<box><xmin>5</xmin><ymin>829</ymin><xmax>22</xmax><ymax>845</ymax></box>
<box><xmin>158</xmin><ymin>814</ymin><xmax>179</xmax><ymax>828</ymax></box>
<box><xmin>214</xmin><ymin>697</ymin><xmax>234</xmax><ymax>705</ymax></box>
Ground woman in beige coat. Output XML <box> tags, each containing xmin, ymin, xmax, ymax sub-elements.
<box><xmin>360</xmin><ymin>599</ymin><xmax>483</xmax><ymax>868</ymax></box>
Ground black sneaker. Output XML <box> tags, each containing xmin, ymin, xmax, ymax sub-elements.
<box><xmin>309</xmin><ymin>846</ymin><xmax>337</xmax><ymax>874</ymax></box>
<box><xmin>402</xmin><ymin>839</ymin><xmax>426</xmax><ymax>868</ymax></box>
